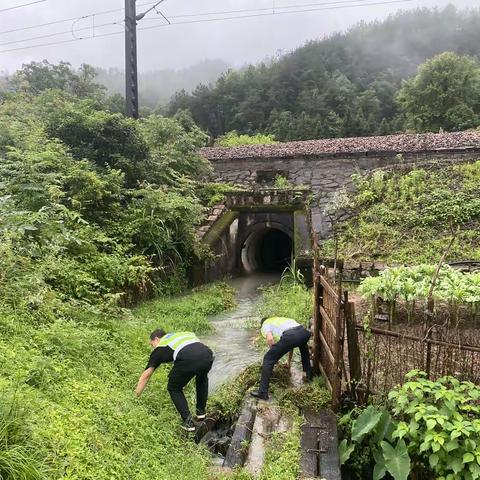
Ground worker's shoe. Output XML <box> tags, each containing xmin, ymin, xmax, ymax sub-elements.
<box><xmin>181</xmin><ymin>417</ymin><xmax>197</xmax><ymax>432</ymax></box>
<box><xmin>250</xmin><ymin>390</ymin><xmax>269</xmax><ymax>400</ymax></box>
<box><xmin>195</xmin><ymin>411</ymin><xmax>206</xmax><ymax>421</ymax></box>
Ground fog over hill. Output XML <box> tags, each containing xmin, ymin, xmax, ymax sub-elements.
<box><xmin>95</xmin><ymin>59</ymin><xmax>230</xmax><ymax>111</ymax></box>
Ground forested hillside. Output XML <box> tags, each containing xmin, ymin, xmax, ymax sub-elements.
<box><xmin>95</xmin><ymin>59</ymin><xmax>230</xmax><ymax>113</ymax></box>
<box><xmin>168</xmin><ymin>6</ymin><xmax>480</xmax><ymax>141</ymax></box>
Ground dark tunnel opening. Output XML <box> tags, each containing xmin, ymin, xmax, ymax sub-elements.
<box><xmin>241</xmin><ymin>227</ymin><xmax>293</xmax><ymax>274</ymax></box>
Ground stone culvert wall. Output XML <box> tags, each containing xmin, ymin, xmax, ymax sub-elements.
<box><xmin>201</xmin><ymin>132</ymin><xmax>480</xmax><ymax>237</ymax></box>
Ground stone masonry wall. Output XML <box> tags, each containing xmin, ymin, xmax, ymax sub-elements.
<box><xmin>209</xmin><ymin>149</ymin><xmax>480</xmax><ymax>236</ymax></box>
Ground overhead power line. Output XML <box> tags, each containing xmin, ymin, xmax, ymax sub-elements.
<box><xmin>0</xmin><ymin>0</ymin><xmax>414</xmax><ymax>54</ymax></box>
<box><xmin>0</xmin><ymin>0</ymin><xmax>46</xmax><ymax>13</ymax></box>
<box><xmin>151</xmin><ymin>0</ymin><xmax>380</xmax><ymax>20</ymax></box>
<box><xmin>0</xmin><ymin>0</ymin><xmax>378</xmax><ymax>46</ymax></box>
<box><xmin>0</xmin><ymin>1</ymin><xmax>160</xmax><ymax>36</ymax></box>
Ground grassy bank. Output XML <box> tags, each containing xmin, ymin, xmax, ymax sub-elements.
<box><xmin>320</xmin><ymin>161</ymin><xmax>480</xmax><ymax>263</ymax></box>
<box><xmin>0</xmin><ymin>283</ymin><xmax>235</xmax><ymax>479</ymax></box>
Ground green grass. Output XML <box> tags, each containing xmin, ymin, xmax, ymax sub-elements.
<box><xmin>0</xmin><ymin>283</ymin><xmax>235</xmax><ymax>480</ymax></box>
<box><xmin>257</xmin><ymin>281</ymin><xmax>313</xmax><ymax>327</ymax></box>
<box><xmin>259</xmin><ymin>422</ymin><xmax>302</xmax><ymax>480</ymax></box>
<box><xmin>1</xmin><ymin>278</ymin><xmax>326</xmax><ymax>479</ymax></box>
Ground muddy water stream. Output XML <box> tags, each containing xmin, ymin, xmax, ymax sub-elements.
<box><xmin>201</xmin><ymin>273</ymin><xmax>279</xmax><ymax>392</ymax></box>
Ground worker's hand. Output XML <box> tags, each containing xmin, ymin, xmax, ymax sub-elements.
<box><xmin>266</xmin><ymin>332</ymin><xmax>275</xmax><ymax>347</ymax></box>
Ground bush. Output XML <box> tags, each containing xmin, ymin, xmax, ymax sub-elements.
<box><xmin>0</xmin><ymin>91</ymin><xmax>215</xmax><ymax>317</ymax></box>
<box><xmin>214</xmin><ymin>131</ymin><xmax>277</xmax><ymax>147</ymax></box>
<box><xmin>340</xmin><ymin>371</ymin><xmax>480</xmax><ymax>479</ymax></box>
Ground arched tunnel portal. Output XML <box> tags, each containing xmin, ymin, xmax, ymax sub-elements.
<box><xmin>192</xmin><ymin>190</ymin><xmax>312</xmax><ymax>285</ymax></box>
<box><xmin>240</xmin><ymin>222</ymin><xmax>293</xmax><ymax>274</ymax></box>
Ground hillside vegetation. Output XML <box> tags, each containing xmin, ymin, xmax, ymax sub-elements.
<box><xmin>320</xmin><ymin>160</ymin><xmax>480</xmax><ymax>263</ymax></box>
<box><xmin>169</xmin><ymin>6</ymin><xmax>480</xmax><ymax>140</ymax></box>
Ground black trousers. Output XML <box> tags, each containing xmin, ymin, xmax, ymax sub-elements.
<box><xmin>259</xmin><ymin>325</ymin><xmax>312</xmax><ymax>395</ymax></box>
<box><xmin>167</xmin><ymin>343</ymin><xmax>214</xmax><ymax>422</ymax></box>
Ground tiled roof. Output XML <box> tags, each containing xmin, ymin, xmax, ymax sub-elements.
<box><xmin>201</xmin><ymin>131</ymin><xmax>480</xmax><ymax>161</ymax></box>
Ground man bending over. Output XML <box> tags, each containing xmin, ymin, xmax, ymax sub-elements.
<box><xmin>251</xmin><ymin>317</ymin><xmax>312</xmax><ymax>400</ymax></box>
<box><xmin>135</xmin><ymin>329</ymin><xmax>214</xmax><ymax>431</ymax></box>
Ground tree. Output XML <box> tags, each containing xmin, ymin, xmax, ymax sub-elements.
<box><xmin>167</xmin><ymin>7</ymin><xmax>480</xmax><ymax>141</ymax></box>
<box><xmin>9</xmin><ymin>60</ymin><xmax>105</xmax><ymax>99</ymax></box>
<box><xmin>397</xmin><ymin>52</ymin><xmax>480</xmax><ymax>132</ymax></box>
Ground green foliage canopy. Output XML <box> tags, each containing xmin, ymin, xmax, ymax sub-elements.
<box><xmin>397</xmin><ymin>52</ymin><xmax>480</xmax><ymax>132</ymax></box>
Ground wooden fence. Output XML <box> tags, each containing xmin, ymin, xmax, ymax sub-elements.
<box><xmin>311</xmin><ymin>258</ymin><xmax>480</xmax><ymax>408</ymax></box>
<box><xmin>311</xmin><ymin>256</ymin><xmax>356</xmax><ymax>410</ymax></box>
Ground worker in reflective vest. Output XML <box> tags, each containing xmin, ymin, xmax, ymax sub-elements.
<box><xmin>251</xmin><ymin>317</ymin><xmax>312</xmax><ymax>400</ymax></box>
<box><xmin>135</xmin><ymin>329</ymin><xmax>214</xmax><ymax>432</ymax></box>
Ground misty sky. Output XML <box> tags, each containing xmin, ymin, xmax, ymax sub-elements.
<box><xmin>0</xmin><ymin>0</ymin><xmax>478</xmax><ymax>73</ymax></box>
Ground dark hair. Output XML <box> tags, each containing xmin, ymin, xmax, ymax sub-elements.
<box><xmin>260</xmin><ymin>316</ymin><xmax>269</xmax><ymax>327</ymax></box>
<box><xmin>149</xmin><ymin>329</ymin><xmax>166</xmax><ymax>340</ymax></box>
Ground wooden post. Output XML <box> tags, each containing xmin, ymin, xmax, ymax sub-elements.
<box><xmin>332</xmin><ymin>267</ymin><xmax>343</xmax><ymax>411</ymax></box>
<box><xmin>425</xmin><ymin>328</ymin><xmax>433</xmax><ymax>379</ymax></box>
<box><xmin>313</xmin><ymin>267</ymin><xmax>323</xmax><ymax>376</ymax></box>
<box><xmin>311</xmin><ymin>231</ymin><xmax>322</xmax><ymax>376</ymax></box>
<box><xmin>346</xmin><ymin>301</ymin><xmax>362</xmax><ymax>403</ymax></box>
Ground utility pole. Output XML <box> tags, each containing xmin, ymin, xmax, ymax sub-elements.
<box><xmin>125</xmin><ymin>0</ymin><xmax>139</xmax><ymax>119</ymax></box>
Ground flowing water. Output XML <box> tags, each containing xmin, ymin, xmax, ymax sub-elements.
<box><xmin>201</xmin><ymin>273</ymin><xmax>279</xmax><ymax>392</ymax></box>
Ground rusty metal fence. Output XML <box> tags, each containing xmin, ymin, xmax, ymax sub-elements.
<box><xmin>351</xmin><ymin>324</ymin><xmax>480</xmax><ymax>398</ymax></box>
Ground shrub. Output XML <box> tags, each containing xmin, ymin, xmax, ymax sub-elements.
<box><xmin>214</xmin><ymin>131</ymin><xmax>277</xmax><ymax>147</ymax></box>
<box><xmin>340</xmin><ymin>371</ymin><xmax>480</xmax><ymax>479</ymax></box>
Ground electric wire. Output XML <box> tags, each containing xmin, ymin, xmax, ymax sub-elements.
<box><xmin>0</xmin><ymin>0</ymin><xmax>414</xmax><ymax>54</ymax></box>
<box><xmin>0</xmin><ymin>0</ymin><xmax>46</xmax><ymax>14</ymax></box>
<box><xmin>0</xmin><ymin>1</ymin><xmax>160</xmax><ymax>35</ymax></box>
<box><xmin>0</xmin><ymin>0</ymin><xmax>375</xmax><ymax>48</ymax></box>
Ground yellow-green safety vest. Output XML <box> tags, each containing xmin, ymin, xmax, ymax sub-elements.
<box><xmin>261</xmin><ymin>317</ymin><xmax>299</xmax><ymax>342</ymax></box>
<box><xmin>158</xmin><ymin>332</ymin><xmax>200</xmax><ymax>360</ymax></box>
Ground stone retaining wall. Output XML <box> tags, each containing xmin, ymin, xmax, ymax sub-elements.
<box><xmin>208</xmin><ymin>149</ymin><xmax>480</xmax><ymax>236</ymax></box>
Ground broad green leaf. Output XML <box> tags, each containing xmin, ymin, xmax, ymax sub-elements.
<box><xmin>373</xmin><ymin>462</ymin><xmax>387</xmax><ymax>480</ymax></box>
<box><xmin>451</xmin><ymin>457</ymin><xmax>463</xmax><ymax>474</ymax></box>
<box><xmin>470</xmin><ymin>462</ymin><xmax>480</xmax><ymax>480</ymax></box>
<box><xmin>426</xmin><ymin>418</ymin><xmax>436</xmax><ymax>430</ymax></box>
<box><xmin>339</xmin><ymin>439</ymin><xmax>355</xmax><ymax>464</ymax></box>
<box><xmin>372</xmin><ymin>410</ymin><xmax>395</xmax><ymax>443</ymax></box>
<box><xmin>445</xmin><ymin>439</ymin><xmax>459</xmax><ymax>452</ymax></box>
<box><xmin>373</xmin><ymin>448</ymin><xmax>387</xmax><ymax>480</ymax></box>
<box><xmin>429</xmin><ymin>453</ymin><xmax>439</xmax><ymax>468</ymax></box>
<box><xmin>351</xmin><ymin>406</ymin><xmax>383</xmax><ymax>442</ymax></box>
<box><xmin>381</xmin><ymin>440</ymin><xmax>411</xmax><ymax>480</ymax></box>
<box><xmin>464</xmin><ymin>452</ymin><xmax>475</xmax><ymax>463</ymax></box>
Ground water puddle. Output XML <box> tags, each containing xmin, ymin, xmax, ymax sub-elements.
<box><xmin>201</xmin><ymin>273</ymin><xmax>279</xmax><ymax>392</ymax></box>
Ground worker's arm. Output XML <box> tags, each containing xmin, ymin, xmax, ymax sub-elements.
<box><xmin>135</xmin><ymin>367</ymin><xmax>155</xmax><ymax>397</ymax></box>
<box><xmin>266</xmin><ymin>331</ymin><xmax>275</xmax><ymax>347</ymax></box>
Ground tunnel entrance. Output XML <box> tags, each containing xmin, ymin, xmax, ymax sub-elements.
<box><xmin>241</xmin><ymin>227</ymin><xmax>293</xmax><ymax>274</ymax></box>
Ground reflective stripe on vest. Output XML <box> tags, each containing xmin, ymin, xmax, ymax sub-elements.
<box><xmin>158</xmin><ymin>332</ymin><xmax>200</xmax><ymax>360</ymax></box>
<box><xmin>261</xmin><ymin>317</ymin><xmax>300</xmax><ymax>342</ymax></box>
